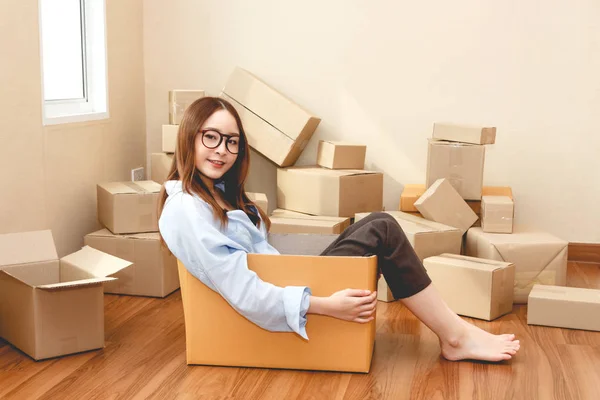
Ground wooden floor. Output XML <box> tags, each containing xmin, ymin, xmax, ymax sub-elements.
<box><xmin>1</xmin><ymin>261</ymin><xmax>599</xmax><ymax>400</ymax></box>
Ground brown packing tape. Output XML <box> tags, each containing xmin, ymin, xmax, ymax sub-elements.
<box><xmin>123</xmin><ymin>181</ymin><xmax>148</xmax><ymax>193</ymax></box>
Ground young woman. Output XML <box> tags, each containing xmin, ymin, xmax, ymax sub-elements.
<box><xmin>158</xmin><ymin>97</ymin><xmax>520</xmax><ymax>362</ymax></box>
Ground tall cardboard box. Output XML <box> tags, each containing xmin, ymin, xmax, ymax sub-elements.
<box><xmin>246</xmin><ymin>192</ymin><xmax>268</xmax><ymax>215</ymax></box>
<box><xmin>432</xmin><ymin>123</ymin><xmax>496</xmax><ymax>145</ymax></box>
<box><xmin>169</xmin><ymin>90</ymin><xmax>205</xmax><ymax>124</ymax></box>
<box><xmin>221</xmin><ymin>67</ymin><xmax>321</xmax><ymax>167</ymax></box>
<box><xmin>151</xmin><ymin>153</ymin><xmax>174</xmax><ymax>185</ymax></box>
<box><xmin>528</xmin><ymin>285</ymin><xmax>600</xmax><ymax>332</ymax></box>
<box><xmin>481</xmin><ymin>196</ymin><xmax>514</xmax><ymax>233</ymax></box>
<box><xmin>414</xmin><ymin>178</ymin><xmax>478</xmax><ymax>234</ymax></box>
<box><xmin>277</xmin><ymin>167</ymin><xmax>383</xmax><ymax>217</ymax></box>
<box><xmin>466</xmin><ymin>227</ymin><xmax>568</xmax><ymax>303</ymax></box>
<box><xmin>162</xmin><ymin>125</ymin><xmax>179</xmax><ymax>153</ymax></box>
<box><xmin>97</xmin><ymin>181</ymin><xmax>162</xmax><ymax>234</ymax></box>
<box><xmin>424</xmin><ymin>254</ymin><xmax>515</xmax><ymax>321</ymax></box>
<box><xmin>84</xmin><ymin>229</ymin><xmax>179</xmax><ymax>297</ymax></box>
<box><xmin>355</xmin><ymin>211</ymin><xmax>462</xmax><ymax>302</ymax></box>
<box><xmin>426</xmin><ymin>140</ymin><xmax>485</xmax><ymax>200</ymax></box>
<box><xmin>399</xmin><ymin>184</ymin><xmax>426</xmax><ymax>212</ymax></box>
<box><xmin>0</xmin><ymin>231</ymin><xmax>132</xmax><ymax>360</ymax></box>
<box><xmin>316</xmin><ymin>140</ymin><xmax>366</xmax><ymax>170</ymax></box>
<box><xmin>178</xmin><ymin>253</ymin><xmax>377</xmax><ymax>372</ymax></box>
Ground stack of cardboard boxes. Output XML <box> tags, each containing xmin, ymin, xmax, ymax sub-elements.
<box><xmin>151</xmin><ymin>90</ymin><xmax>206</xmax><ymax>185</ymax></box>
<box><xmin>87</xmin><ymin>180</ymin><xmax>180</xmax><ymax>298</ymax></box>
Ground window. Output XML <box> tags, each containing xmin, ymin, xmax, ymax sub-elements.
<box><xmin>39</xmin><ymin>0</ymin><xmax>108</xmax><ymax>125</ymax></box>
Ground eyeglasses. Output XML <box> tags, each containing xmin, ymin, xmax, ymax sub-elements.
<box><xmin>200</xmin><ymin>129</ymin><xmax>241</xmax><ymax>154</ymax></box>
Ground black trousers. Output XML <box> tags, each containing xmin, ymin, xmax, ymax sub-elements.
<box><xmin>320</xmin><ymin>212</ymin><xmax>432</xmax><ymax>300</ymax></box>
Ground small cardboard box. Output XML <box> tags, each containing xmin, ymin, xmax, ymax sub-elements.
<box><xmin>84</xmin><ymin>229</ymin><xmax>179</xmax><ymax>297</ymax></box>
<box><xmin>399</xmin><ymin>184</ymin><xmax>426</xmax><ymax>212</ymax></box>
<box><xmin>97</xmin><ymin>181</ymin><xmax>162</xmax><ymax>234</ymax></box>
<box><xmin>178</xmin><ymin>253</ymin><xmax>377</xmax><ymax>372</ymax></box>
<box><xmin>316</xmin><ymin>140</ymin><xmax>366</xmax><ymax>170</ymax></box>
<box><xmin>268</xmin><ymin>232</ymin><xmax>339</xmax><ymax>256</ymax></box>
<box><xmin>169</xmin><ymin>90</ymin><xmax>205</xmax><ymax>125</ymax></box>
<box><xmin>481</xmin><ymin>195</ymin><xmax>514</xmax><ymax>233</ymax></box>
<box><xmin>426</xmin><ymin>140</ymin><xmax>485</xmax><ymax>200</ymax></box>
<box><xmin>355</xmin><ymin>211</ymin><xmax>462</xmax><ymax>302</ymax></box>
<box><xmin>0</xmin><ymin>231</ymin><xmax>132</xmax><ymax>360</ymax></box>
<box><xmin>277</xmin><ymin>167</ymin><xmax>383</xmax><ymax>217</ymax></box>
<box><xmin>467</xmin><ymin>186</ymin><xmax>513</xmax><ymax>215</ymax></box>
<box><xmin>150</xmin><ymin>153</ymin><xmax>174</xmax><ymax>185</ymax></box>
<box><xmin>221</xmin><ymin>67</ymin><xmax>321</xmax><ymax>167</ymax></box>
<box><xmin>162</xmin><ymin>125</ymin><xmax>179</xmax><ymax>153</ymax></box>
<box><xmin>246</xmin><ymin>192</ymin><xmax>268</xmax><ymax>215</ymax></box>
<box><xmin>415</xmin><ymin>178</ymin><xmax>479</xmax><ymax>234</ymax></box>
<box><xmin>432</xmin><ymin>123</ymin><xmax>496</xmax><ymax>145</ymax></box>
<box><xmin>528</xmin><ymin>285</ymin><xmax>600</xmax><ymax>332</ymax></box>
<box><xmin>424</xmin><ymin>254</ymin><xmax>515</xmax><ymax>321</ymax></box>
<box><xmin>269</xmin><ymin>214</ymin><xmax>351</xmax><ymax>235</ymax></box>
<box><xmin>466</xmin><ymin>227</ymin><xmax>568</xmax><ymax>303</ymax></box>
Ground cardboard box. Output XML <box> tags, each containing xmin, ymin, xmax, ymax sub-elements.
<box><xmin>415</xmin><ymin>178</ymin><xmax>479</xmax><ymax>234</ymax></box>
<box><xmin>316</xmin><ymin>140</ymin><xmax>366</xmax><ymax>170</ymax></box>
<box><xmin>432</xmin><ymin>123</ymin><xmax>496</xmax><ymax>145</ymax></box>
<box><xmin>0</xmin><ymin>231</ymin><xmax>132</xmax><ymax>360</ymax></box>
<box><xmin>246</xmin><ymin>148</ymin><xmax>278</xmax><ymax>215</ymax></box>
<box><xmin>426</xmin><ymin>140</ymin><xmax>485</xmax><ymax>200</ymax></box>
<box><xmin>467</xmin><ymin>186</ymin><xmax>513</xmax><ymax>215</ymax></box>
<box><xmin>277</xmin><ymin>167</ymin><xmax>383</xmax><ymax>217</ymax></box>
<box><xmin>84</xmin><ymin>229</ymin><xmax>179</xmax><ymax>297</ymax></box>
<box><xmin>162</xmin><ymin>125</ymin><xmax>179</xmax><ymax>153</ymax></box>
<box><xmin>150</xmin><ymin>153</ymin><xmax>174</xmax><ymax>185</ymax></box>
<box><xmin>424</xmin><ymin>254</ymin><xmax>515</xmax><ymax>321</ymax></box>
<box><xmin>169</xmin><ymin>90</ymin><xmax>205</xmax><ymax>125</ymax></box>
<box><xmin>399</xmin><ymin>184</ymin><xmax>426</xmax><ymax>212</ymax></box>
<box><xmin>246</xmin><ymin>192</ymin><xmax>268</xmax><ymax>215</ymax></box>
<box><xmin>466</xmin><ymin>227</ymin><xmax>568</xmax><ymax>303</ymax></box>
<box><xmin>221</xmin><ymin>67</ymin><xmax>321</xmax><ymax>167</ymax></box>
<box><xmin>270</xmin><ymin>215</ymin><xmax>350</xmax><ymax>235</ymax></box>
<box><xmin>178</xmin><ymin>253</ymin><xmax>377</xmax><ymax>372</ymax></box>
<box><xmin>355</xmin><ymin>211</ymin><xmax>462</xmax><ymax>302</ymax></box>
<box><xmin>528</xmin><ymin>285</ymin><xmax>600</xmax><ymax>332</ymax></box>
<box><xmin>481</xmin><ymin>196</ymin><xmax>514</xmax><ymax>233</ymax></box>
<box><xmin>268</xmin><ymin>232</ymin><xmax>339</xmax><ymax>256</ymax></box>
<box><xmin>97</xmin><ymin>181</ymin><xmax>162</xmax><ymax>234</ymax></box>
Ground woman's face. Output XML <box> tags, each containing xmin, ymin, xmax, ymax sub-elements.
<box><xmin>194</xmin><ymin>109</ymin><xmax>240</xmax><ymax>182</ymax></box>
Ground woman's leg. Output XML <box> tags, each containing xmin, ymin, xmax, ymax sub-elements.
<box><xmin>321</xmin><ymin>212</ymin><xmax>520</xmax><ymax>362</ymax></box>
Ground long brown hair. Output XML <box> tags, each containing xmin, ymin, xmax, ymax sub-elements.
<box><xmin>158</xmin><ymin>96</ymin><xmax>270</xmax><ymax>234</ymax></box>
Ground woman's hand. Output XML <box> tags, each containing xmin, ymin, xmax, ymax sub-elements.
<box><xmin>308</xmin><ymin>289</ymin><xmax>377</xmax><ymax>323</ymax></box>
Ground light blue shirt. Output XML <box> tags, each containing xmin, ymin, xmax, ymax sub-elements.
<box><xmin>159</xmin><ymin>180</ymin><xmax>311</xmax><ymax>339</ymax></box>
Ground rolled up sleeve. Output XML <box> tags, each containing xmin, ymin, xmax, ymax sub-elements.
<box><xmin>159</xmin><ymin>195</ymin><xmax>311</xmax><ymax>339</ymax></box>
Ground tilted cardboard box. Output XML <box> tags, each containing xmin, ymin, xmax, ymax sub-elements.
<box><xmin>316</xmin><ymin>140</ymin><xmax>366</xmax><ymax>170</ymax></box>
<box><xmin>424</xmin><ymin>254</ymin><xmax>514</xmax><ymax>321</ymax></box>
<box><xmin>426</xmin><ymin>140</ymin><xmax>485</xmax><ymax>200</ymax></box>
<box><xmin>169</xmin><ymin>90</ymin><xmax>205</xmax><ymax>125</ymax></box>
<box><xmin>178</xmin><ymin>253</ymin><xmax>377</xmax><ymax>372</ymax></box>
<box><xmin>97</xmin><ymin>181</ymin><xmax>162</xmax><ymax>234</ymax></box>
<box><xmin>415</xmin><ymin>178</ymin><xmax>479</xmax><ymax>234</ymax></box>
<box><xmin>277</xmin><ymin>167</ymin><xmax>383</xmax><ymax>217</ymax></box>
<box><xmin>84</xmin><ymin>229</ymin><xmax>179</xmax><ymax>298</ymax></box>
<box><xmin>0</xmin><ymin>231</ymin><xmax>132</xmax><ymax>360</ymax></box>
<box><xmin>528</xmin><ymin>285</ymin><xmax>600</xmax><ymax>332</ymax></box>
<box><xmin>150</xmin><ymin>152</ymin><xmax>174</xmax><ymax>185</ymax></box>
<box><xmin>221</xmin><ymin>68</ymin><xmax>321</xmax><ymax>167</ymax></box>
<box><xmin>466</xmin><ymin>227</ymin><xmax>568</xmax><ymax>303</ymax></box>
<box><xmin>355</xmin><ymin>211</ymin><xmax>462</xmax><ymax>302</ymax></box>
<box><xmin>432</xmin><ymin>123</ymin><xmax>496</xmax><ymax>145</ymax></box>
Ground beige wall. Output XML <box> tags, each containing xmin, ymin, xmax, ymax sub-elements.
<box><xmin>143</xmin><ymin>0</ymin><xmax>600</xmax><ymax>243</ymax></box>
<box><xmin>0</xmin><ymin>0</ymin><xmax>146</xmax><ymax>256</ymax></box>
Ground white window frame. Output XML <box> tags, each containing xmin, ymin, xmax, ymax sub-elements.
<box><xmin>39</xmin><ymin>0</ymin><xmax>109</xmax><ymax>126</ymax></box>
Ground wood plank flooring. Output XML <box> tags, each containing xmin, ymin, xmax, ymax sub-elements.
<box><xmin>1</xmin><ymin>261</ymin><xmax>599</xmax><ymax>400</ymax></box>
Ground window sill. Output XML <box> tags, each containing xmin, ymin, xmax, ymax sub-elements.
<box><xmin>43</xmin><ymin>111</ymin><xmax>109</xmax><ymax>126</ymax></box>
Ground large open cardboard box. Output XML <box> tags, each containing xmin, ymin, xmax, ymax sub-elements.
<box><xmin>178</xmin><ymin>253</ymin><xmax>377</xmax><ymax>372</ymax></box>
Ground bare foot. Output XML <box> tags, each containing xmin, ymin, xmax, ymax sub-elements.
<box><xmin>440</xmin><ymin>322</ymin><xmax>520</xmax><ymax>362</ymax></box>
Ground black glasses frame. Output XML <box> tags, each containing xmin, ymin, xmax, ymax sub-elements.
<box><xmin>200</xmin><ymin>129</ymin><xmax>241</xmax><ymax>154</ymax></box>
